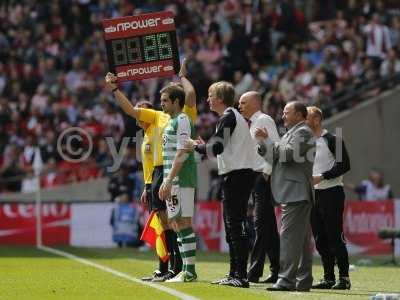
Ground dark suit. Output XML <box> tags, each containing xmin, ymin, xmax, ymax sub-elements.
<box><xmin>247</xmin><ymin>174</ymin><xmax>280</xmax><ymax>281</ymax></box>
<box><xmin>259</xmin><ymin>121</ymin><xmax>315</xmax><ymax>290</ymax></box>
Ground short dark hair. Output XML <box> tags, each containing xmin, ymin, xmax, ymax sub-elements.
<box><xmin>160</xmin><ymin>83</ymin><xmax>185</xmax><ymax>108</ymax></box>
<box><xmin>290</xmin><ymin>101</ymin><xmax>308</xmax><ymax>119</ymax></box>
<box><xmin>209</xmin><ymin>81</ymin><xmax>235</xmax><ymax>107</ymax></box>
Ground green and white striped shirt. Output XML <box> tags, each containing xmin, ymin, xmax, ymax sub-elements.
<box><xmin>162</xmin><ymin>112</ymin><xmax>197</xmax><ymax>188</ymax></box>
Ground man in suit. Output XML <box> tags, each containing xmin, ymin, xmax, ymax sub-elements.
<box><xmin>238</xmin><ymin>91</ymin><xmax>280</xmax><ymax>284</ymax></box>
<box><xmin>256</xmin><ymin>101</ymin><xmax>315</xmax><ymax>292</ymax></box>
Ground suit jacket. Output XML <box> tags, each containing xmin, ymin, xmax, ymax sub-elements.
<box><xmin>259</xmin><ymin>121</ymin><xmax>315</xmax><ymax>204</ymax></box>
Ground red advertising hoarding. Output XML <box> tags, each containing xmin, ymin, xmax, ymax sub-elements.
<box><xmin>343</xmin><ymin>201</ymin><xmax>394</xmax><ymax>255</ymax></box>
<box><xmin>194</xmin><ymin>202</ymin><xmax>223</xmax><ymax>251</ymax></box>
<box><xmin>0</xmin><ymin>203</ymin><xmax>70</xmax><ymax>245</ymax></box>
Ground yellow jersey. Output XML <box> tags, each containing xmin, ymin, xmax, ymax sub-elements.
<box><xmin>139</xmin><ymin>105</ymin><xmax>197</xmax><ymax>184</ymax></box>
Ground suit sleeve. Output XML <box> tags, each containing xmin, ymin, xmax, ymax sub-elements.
<box><xmin>195</xmin><ymin>109</ymin><xmax>236</xmax><ymax>156</ymax></box>
<box><xmin>260</xmin><ymin>127</ymin><xmax>314</xmax><ymax>163</ymax></box>
<box><xmin>322</xmin><ymin>134</ymin><xmax>351</xmax><ymax>180</ymax></box>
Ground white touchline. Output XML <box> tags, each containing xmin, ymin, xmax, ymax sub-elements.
<box><xmin>38</xmin><ymin>245</ymin><xmax>200</xmax><ymax>300</ymax></box>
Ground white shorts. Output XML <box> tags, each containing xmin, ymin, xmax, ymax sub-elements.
<box><xmin>166</xmin><ymin>186</ymin><xmax>195</xmax><ymax>219</ymax></box>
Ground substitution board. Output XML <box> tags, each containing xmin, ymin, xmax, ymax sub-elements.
<box><xmin>102</xmin><ymin>11</ymin><xmax>180</xmax><ymax>82</ymax></box>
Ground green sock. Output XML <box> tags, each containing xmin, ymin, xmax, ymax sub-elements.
<box><xmin>179</xmin><ymin>227</ymin><xmax>196</xmax><ymax>275</ymax></box>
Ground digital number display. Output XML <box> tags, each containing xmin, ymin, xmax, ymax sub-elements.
<box><xmin>102</xmin><ymin>11</ymin><xmax>180</xmax><ymax>82</ymax></box>
<box><xmin>110</xmin><ymin>32</ymin><xmax>173</xmax><ymax>66</ymax></box>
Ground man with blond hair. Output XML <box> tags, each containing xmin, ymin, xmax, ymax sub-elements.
<box><xmin>186</xmin><ymin>81</ymin><xmax>258</xmax><ymax>288</ymax></box>
<box><xmin>306</xmin><ymin>106</ymin><xmax>351</xmax><ymax>290</ymax></box>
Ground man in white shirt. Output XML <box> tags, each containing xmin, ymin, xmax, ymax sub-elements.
<box><xmin>363</xmin><ymin>13</ymin><xmax>391</xmax><ymax>60</ymax></box>
<box><xmin>238</xmin><ymin>91</ymin><xmax>280</xmax><ymax>284</ymax></box>
<box><xmin>186</xmin><ymin>82</ymin><xmax>258</xmax><ymax>288</ymax></box>
<box><xmin>306</xmin><ymin>106</ymin><xmax>351</xmax><ymax>290</ymax></box>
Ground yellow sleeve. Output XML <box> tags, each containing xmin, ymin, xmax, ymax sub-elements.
<box><xmin>141</xmin><ymin>142</ymin><xmax>154</xmax><ymax>184</ymax></box>
<box><xmin>138</xmin><ymin>108</ymin><xmax>157</xmax><ymax>124</ymax></box>
<box><xmin>183</xmin><ymin>105</ymin><xmax>197</xmax><ymax>122</ymax></box>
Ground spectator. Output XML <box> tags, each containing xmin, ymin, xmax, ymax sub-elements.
<box><xmin>1</xmin><ymin>0</ymin><xmax>400</xmax><ymax>193</ymax></box>
<box><xmin>110</xmin><ymin>193</ymin><xmax>142</xmax><ymax>248</ymax></box>
<box><xmin>107</xmin><ymin>165</ymin><xmax>135</xmax><ymax>202</ymax></box>
<box><xmin>362</xmin><ymin>13</ymin><xmax>392</xmax><ymax>61</ymax></box>
<box><xmin>347</xmin><ymin>169</ymin><xmax>394</xmax><ymax>201</ymax></box>
<box><xmin>380</xmin><ymin>48</ymin><xmax>400</xmax><ymax>76</ymax></box>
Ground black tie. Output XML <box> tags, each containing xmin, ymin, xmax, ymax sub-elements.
<box><xmin>246</xmin><ymin>119</ymin><xmax>252</xmax><ymax>128</ymax></box>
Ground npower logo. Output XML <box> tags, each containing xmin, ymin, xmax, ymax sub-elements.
<box><xmin>104</xmin><ymin>17</ymin><xmax>173</xmax><ymax>33</ymax></box>
<box><xmin>117</xmin><ymin>65</ymin><xmax>173</xmax><ymax>78</ymax></box>
<box><xmin>1</xmin><ymin>203</ymin><xmax>69</xmax><ymax>219</ymax></box>
<box><xmin>344</xmin><ymin>207</ymin><xmax>394</xmax><ymax>234</ymax></box>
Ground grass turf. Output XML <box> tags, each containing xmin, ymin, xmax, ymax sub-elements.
<box><xmin>0</xmin><ymin>246</ymin><xmax>399</xmax><ymax>300</ymax></box>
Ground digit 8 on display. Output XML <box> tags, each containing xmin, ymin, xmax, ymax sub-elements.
<box><xmin>111</xmin><ymin>32</ymin><xmax>174</xmax><ymax>66</ymax></box>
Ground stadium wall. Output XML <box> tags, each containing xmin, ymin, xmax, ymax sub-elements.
<box><xmin>324</xmin><ymin>86</ymin><xmax>400</xmax><ymax>199</ymax></box>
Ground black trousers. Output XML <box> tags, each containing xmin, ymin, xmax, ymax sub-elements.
<box><xmin>222</xmin><ymin>169</ymin><xmax>256</xmax><ymax>279</ymax></box>
<box><xmin>247</xmin><ymin>173</ymin><xmax>280</xmax><ymax>280</ymax></box>
<box><xmin>149</xmin><ymin>166</ymin><xmax>166</xmax><ymax>211</ymax></box>
<box><xmin>311</xmin><ymin>186</ymin><xmax>349</xmax><ymax>279</ymax></box>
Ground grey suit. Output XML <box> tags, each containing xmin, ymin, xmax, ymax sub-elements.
<box><xmin>259</xmin><ymin>121</ymin><xmax>315</xmax><ymax>290</ymax></box>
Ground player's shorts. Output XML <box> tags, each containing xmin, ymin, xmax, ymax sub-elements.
<box><xmin>149</xmin><ymin>166</ymin><xmax>166</xmax><ymax>212</ymax></box>
<box><xmin>166</xmin><ymin>185</ymin><xmax>195</xmax><ymax>220</ymax></box>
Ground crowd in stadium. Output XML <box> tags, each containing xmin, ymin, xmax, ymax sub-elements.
<box><xmin>1</xmin><ymin>0</ymin><xmax>400</xmax><ymax>194</ymax></box>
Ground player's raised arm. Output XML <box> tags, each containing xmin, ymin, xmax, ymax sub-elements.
<box><xmin>179</xmin><ymin>59</ymin><xmax>196</xmax><ymax>108</ymax></box>
<box><xmin>105</xmin><ymin>72</ymin><xmax>140</xmax><ymax>119</ymax></box>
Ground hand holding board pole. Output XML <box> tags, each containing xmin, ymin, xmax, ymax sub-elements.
<box><xmin>102</xmin><ymin>11</ymin><xmax>180</xmax><ymax>82</ymax></box>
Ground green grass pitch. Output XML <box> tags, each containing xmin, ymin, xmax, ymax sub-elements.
<box><xmin>1</xmin><ymin>246</ymin><xmax>399</xmax><ymax>300</ymax></box>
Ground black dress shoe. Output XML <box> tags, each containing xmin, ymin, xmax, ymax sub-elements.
<box><xmin>266</xmin><ymin>284</ymin><xmax>294</xmax><ymax>291</ymax></box>
<box><xmin>312</xmin><ymin>278</ymin><xmax>335</xmax><ymax>289</ymax></box>
<box><xmin>331</xmin><ymin>277</ymin><xmax>351</xmax><ymax>290</ymax></box>
<box><xmin>247</xmin><ymin>277</ymin><xmax>259</xmax><ymax>283</ymax></box>
<box><xmin>260</xmin><ymin>274</ymin><xmax>278</xmax><ymax>284</ymax></box>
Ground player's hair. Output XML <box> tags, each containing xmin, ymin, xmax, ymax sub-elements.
<box><xmin>307</xmin><ymin>106</ymin><xmax>323</xmax><ymax>120</ymax></box>
<box><xmin>160</xmin><ymin>83</ymin><xmax>185</xmax><ymax>108</ymax></box>
<box><xmin>209</xmin><ymin>81</ymin><xmax>235</xmax><ymax>107</ymax></box>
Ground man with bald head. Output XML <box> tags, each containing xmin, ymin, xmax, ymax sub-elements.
<box><xmin>238</xmin><ymin>91</ymin><xmax>280</xmax><ymax>284</ymax></box>
<box><xmin>255</xmin><ymin>101</ymin><xmax>315</xmax><ymax>292</ymax></box>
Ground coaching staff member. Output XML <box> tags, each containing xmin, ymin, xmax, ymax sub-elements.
<box><xmin>186</xmin><ymin>82</ymin><xmax>258</xmax><ymax>288</ymax></box>
<box><xmin>238</xmin><ymin>91</ymin><xmax>280</xmax><ymax>284</ymax></box>
<box><xmin>306</xmin><ymin>106</ymin><xmax>351</xmax><ymax>290</ymax></box>
<box><xmin>256</xmin><ymin>101</ymin><xmax>315</xmax><ymax>292</ymax></box>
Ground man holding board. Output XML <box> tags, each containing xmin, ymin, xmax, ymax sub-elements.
<box><xmin>104</xmin><ymin>12</ymin><xmax>197</xmax><ymax>282</ymax></box>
